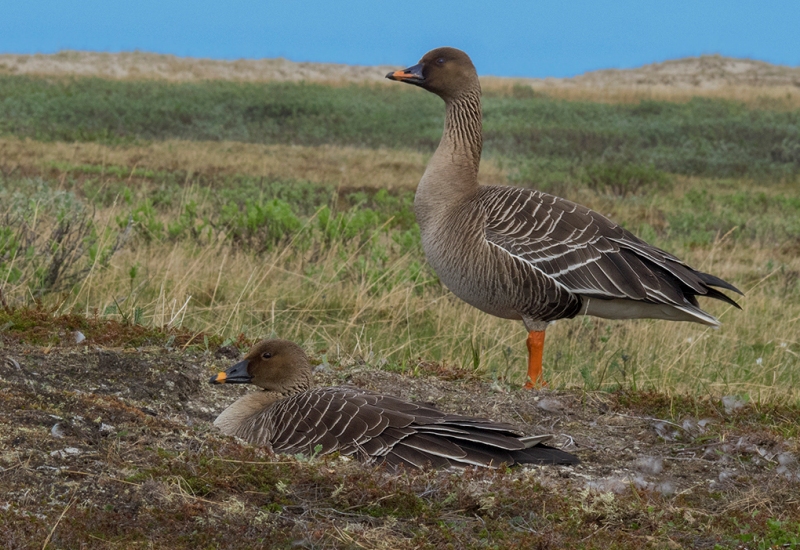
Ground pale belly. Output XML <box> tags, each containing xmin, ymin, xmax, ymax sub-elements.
<box><xmin>421</xmin><ymin>230</ymin><xmax>524</xmax><ymax>322</ymax></box>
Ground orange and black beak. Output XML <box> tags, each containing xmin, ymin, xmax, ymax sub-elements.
<box><xmin>386</xmin><ymin>62</ymin><xmax>425</xmax><ymax>85</ymax></box>
<box><xmin>209</xmin><ymin>359</ymin><xmax>252</xmax><ymax>385</ymax></box>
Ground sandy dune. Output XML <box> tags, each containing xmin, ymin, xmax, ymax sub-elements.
<box><xmin>2</xmin><ymin>49</ymin><xmax>799</xmax><ymax>91</ymax></box>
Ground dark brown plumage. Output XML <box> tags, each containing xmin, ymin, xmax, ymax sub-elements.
<box><xmin>209</xmin><ymin>339</ymin><xmax>578</xmax><ymax>469</ymax></box>
<box><xmin>386</xmin><ymin>47</ymin><xmax>742</xmax><ymax>387</ymax></box>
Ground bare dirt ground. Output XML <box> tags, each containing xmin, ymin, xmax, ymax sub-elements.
<box><xmin>1</xmin><ymin>321</ymin><xmax>799</xmax><ymax>548</ymax></box>
<box><xmin>531</xmin><ymin>54</ymin><xmax>800</xmax><ymax>89</ymax></box>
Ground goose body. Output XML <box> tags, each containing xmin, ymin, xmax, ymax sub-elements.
<box><xmin>387</xmin><ymin>48</ymin><xmax>741</xmax><ymax>386</ymax></box>
<box><xmin>210</xmin><ymin>339</ymin><xmax>578</xmax><ymax>469</ymax></box>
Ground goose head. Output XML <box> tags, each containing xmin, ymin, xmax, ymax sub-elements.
<box><xmin>209</xmin><ymin>339</ymin><xmax>313</xmax><ymax>395</ymax></box>
<box><xmin>386</xmin><ymin>47</ymin><xmax>479</xmax><ymax>101</ymax></box>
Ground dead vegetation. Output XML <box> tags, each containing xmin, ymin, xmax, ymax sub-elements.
<box><xmin>0</xmin><ymin>50</ymin><xmax>398</xmax><ymax>85</ymax></box>
<box><xmin>2</xmin><ymin>50</ymin><xmax>799</xmax><ymax>106</ymax></box>
<box><xmin>0</xmin><ymin>136</ymin><xmax>507</xmax><ymax>191</ymax></box>
<box><xmin>1</xmin><ymin>313</ymin><xmax>799</xmax><ymax>549</ymax></box>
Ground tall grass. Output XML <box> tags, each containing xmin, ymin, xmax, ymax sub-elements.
<box><xmin>2</xmin><ymin>168</ymin><xmax>798</xmax><ymax>402</ymax></box>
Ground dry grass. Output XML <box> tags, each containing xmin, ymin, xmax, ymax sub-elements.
<box><xmin>486</xmin><ymin>54</ymin><xmax>800</xmax><ymax>107</ymax></box>
<box><xmin>0</xmin><ymin>136</ymin><xmax>508</xmax><ymax>190</ymax></box>
<box><xmin>487</xmin><ymin>79</ymin><xmax>800</xmax><ymax>108</ymax></box>
<box><xmin>0</xmin><ymin>49</ymin><xmax>397</xmax><ymax>85</ymax></box>
<box><xmin>5</xmin><ymin>186</ymin><xmax>797</xmax><ymax>402</ymax></box>
<box><xmin>2</xmin><ymin>50</ymin><xmax>799</xmax><ymax>107</ymax></box>
<box><xmin>2</xmin><ymin>135</ymin><xmax>798</xmax><ymax>402</ymax></box>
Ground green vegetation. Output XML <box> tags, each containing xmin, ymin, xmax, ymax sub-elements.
<box><xmin>2</xmin><ymin>75</ymin><xmax>799</xmax><ymax>180</ymax></box>
<box><xmin>2</xmin><ymin>165</ymin><xmax>799</xmax><ymax>401</ymax></box>
<box><xmin>1</xmin><ymin>74</ymin><xmax>799</xmax><ymax>401</ymax></box>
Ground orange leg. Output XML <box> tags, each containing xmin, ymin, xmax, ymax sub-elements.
<box><xmin>523</xmin><ymin>330</ymin><xmax>547</xmax><ymax>389</ymax></box>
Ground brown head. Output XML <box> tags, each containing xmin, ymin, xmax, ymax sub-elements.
<box><xmin>209</xmin><ymin>339</ymin><xmax>313</xmax><ymax>395</ymax></box>
<box><xmin>386</xmin><ymin>47</ymin><xmax>480</xmax><ymax>101</ymax></box>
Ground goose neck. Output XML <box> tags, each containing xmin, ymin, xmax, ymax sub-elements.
<box><xmin>213</xmin><ymin>390</ymin><xmax>282</xmax><ymax>436</ymax></box>
<box><xmin>441</xmin><ymin>90</ymin><xmax>483</xmax><ymax>174</ymax></box>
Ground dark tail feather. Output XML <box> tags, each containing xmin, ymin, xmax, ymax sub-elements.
<box><xmin>511</xmin><ymin>444</ymin><xmax>580</xmax><ymax>466</ymax></box>
<box><xmin>453</xmin><ymin>440</ymin><xmax>580</xmax><ymax>467</ymax></box>
<box><xmin>695</xmin><ymin>271</ymin><xmax>742</xmax><ymax>309</ymax></box>
<box><xmin>703</xmin><ymin>286</ymin><xmax>742</xmax><ymax>309</ymax></box>
<box><xmin>697</xmin><ymin>271</ymin><xmax>743</xmax><ymax>295</ymax></box>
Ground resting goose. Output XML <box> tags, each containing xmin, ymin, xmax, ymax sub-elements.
<box><xmin>209</xmin><ymin>339</ymin><xmax>578</xmax><ymax>469</ymax></box>
<box><xmin>387</xmin><ymin>47</ymin><xmax>742</xmax><ymax>387</ymax></box>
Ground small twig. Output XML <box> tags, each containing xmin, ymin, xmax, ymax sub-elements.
<box><xmin>0</xmin><ymin>286</ymin><xmax>11</xmax><ymax>313</ymax></box>
<box><xmin>41</xmin><ymin>491</ymin><xmax>76</xmax><ymax>550</ymax></box>
<box><xmin>612</xmin><ymin>412</ymin><xmax>684</xmax><ymax>430</ymax></box>
<box><xmin>214</xmin><ymin>458</ymin><xmax>295</xmax><ymax>465</ymax></box>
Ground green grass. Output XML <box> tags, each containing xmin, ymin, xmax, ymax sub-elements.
<box><xmin>2</xmin><ymin>75</ymin><xmax>799</xmax><ymax>180</ymax></box>
<box><xmin>1</xmin><ymin>75</ymin><xmax>799</xmax><ymax>401</ymax></box>
<box><xmin>2</xmin><ymin>169</ymin><xmax>799</xmax><ymax>401</ymax></box>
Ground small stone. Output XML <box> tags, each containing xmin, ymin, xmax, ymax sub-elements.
<box><xmin>633</xmin><ymin>475</ymin><xmax>652</xmax><ymax>490</ymax></box>
<box><xmin>656</xmin><ymin>481</ymin><xmax>675</xmax><ymax>496</ymax></box>
<box><xmin>635</xmin><ymin>456</ymin><xmax>664</xmax><ymax>475</ymax></box>
<box><xmin>777</xmin><ymin>452</ymin><xmax>797</xmax><ymax>467</ymax></box>
<box><xmin>314</xmin><ymin>362</ymin><xmax>331</xmax><ymax>374</ymax></box>
<box><xmin>718</xmin><ymin>470</ymin><xmax>736</xmax><ymax>482</ymax></box>
<box><xmin>654</xmin><ymin>422</ymin><xmax>678</xmax><ymax>441</ymax></box>
<box><xmin>50</xmin><ymin>447</ymin><xmax>81</xmax><ymax>459</ymax></box>
<box><xmin>722</xmin><ymin>395</ymin><xmax>746</xmax><ymax>414</ymax></box>
<box><xmin>537</xmin><ymin>398</ymin><xmax>564</xmax><ymax>413</ymax></box>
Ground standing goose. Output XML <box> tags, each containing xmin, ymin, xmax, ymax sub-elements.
<box><xmin>386</xmin><ymin>47</ymin><xmax>742</xmax><ymax>387</ymax></box>
<box><xmin>210</xmin><ymin>339</ymin><xmax>578</xmax><ymax>469</ymax></box>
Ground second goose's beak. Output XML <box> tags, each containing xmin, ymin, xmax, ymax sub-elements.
<box><xmin>209</xmin><ymin>359</ymin><xmax>252</xmax><ymax>385</ymax></box>
<box><xmin>386</xmin><ymin>63</ymin><xmax>425</xmax><ymax>85</ymax></box>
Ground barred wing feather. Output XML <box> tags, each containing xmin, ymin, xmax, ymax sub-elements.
<box><xmin>241</xmin><ymin>387</ymin><xmax>577</xmax><ymax>468</ymax></box>
<box><xmin>481</xmin><ymin>187</ymin><xmax>741</xmax><ymax>320</ymax></box>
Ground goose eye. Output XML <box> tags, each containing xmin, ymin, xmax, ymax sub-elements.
<box><xmin>261</xmin><ymin>352</ymin><xmax>272</xmax><ymax>359</ymax></box>
<box><xmin>436</xmin><ymin>57</ymin><xmax>446</xmax><ymax>65</ymax></box>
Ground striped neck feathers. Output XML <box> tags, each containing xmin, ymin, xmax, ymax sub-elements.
<box><xmin>416</xmin><ymin>90</ymin><xmax>483</xmax><ymax>221</ymax></box>
<box><xmin>213</xmin><ymin>390</ymin><xmax>282</xmax><ymax>437</ymax></box>
<box><xmin>441</xmin><ymin>89</ymin><xmax>483</xmax><ymax>171</ymax></box>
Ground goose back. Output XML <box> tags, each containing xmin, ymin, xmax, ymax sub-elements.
<box><xmin>217</xmin><ymin>386</ymin><xmax>578</xmax><ymax>468</ymax></box>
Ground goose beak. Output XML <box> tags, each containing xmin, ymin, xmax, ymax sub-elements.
<box><xmin>386</xmin><ymin>63</ymin><xmax>425</xmax><ymax>85</ymax></box>
<box><xmin>209</xmin><ymin>359</ymin><xmax>252</xmax><ymax>385</ymax></box>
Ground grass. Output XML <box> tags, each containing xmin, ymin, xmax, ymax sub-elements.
<box><xmin>1</xmin><ymin>155</ymin><xmax>798</xmax><ymax>402</ymax></box>
<box><xmin>2</xmin><ymin>75</ymin><xmax>800</xmax><ymax>181</ymax></box>
<box><xmin>1</xmin><ymin>74</ymin><xmax>799</xmax><ymax>401</ymax></box>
